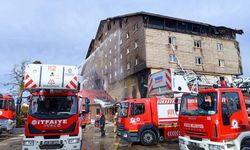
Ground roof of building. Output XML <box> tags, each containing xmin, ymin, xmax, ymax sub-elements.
<box><xmin>78</xmin><ymin>89</ymin><xmax>114</xmax><ymax>104</ymax></box>
<box><xmin>85</xmin><ymin>11</ymin><xmax>243</xmax><ymax>59</ymax></box>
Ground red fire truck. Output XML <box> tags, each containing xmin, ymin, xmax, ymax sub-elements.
<box><xmin>178</xmin><ymin>87</ymin><xmax>250</xmax><ymax>150</ymax></box>
<box><xmin>0</xmin><ymin>94</ymin><xmax>16</xmax><ymax>134</ymax></box>
<box><xmin>117</xmin><ymin>69</ymin><xmax>198</xmax><ymax>145</ymax></box>
<box><xmin>16</xmin><ymin>64</ymin><xmax>89</xmax><ymax>150</ymax></box>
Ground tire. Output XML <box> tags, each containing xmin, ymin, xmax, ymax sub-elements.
<box><xmin>241</xmin><ymin>140</ymin><xmax>250</xmax><ymax>150</ymax></box>
<box><xmin>140</xmin><ymin>130</ymin><xmax>157</xmax><ymax>146</ymax></box>
<box><xmin>81</xmin><ymin>125</ymin><xmax>86</xmax><ymax>129</ymax></box>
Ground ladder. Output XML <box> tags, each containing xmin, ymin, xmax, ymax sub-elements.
<box><xmin>170</xmin><ymin>44</ymin><xmax>212</xmax><ymax>93</ymax></box>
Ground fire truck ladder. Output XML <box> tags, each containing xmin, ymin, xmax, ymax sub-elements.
<box><xmin>170</xmin><ymin>44</ymin><xmax>212</xmax><ymax>93</ymax></box>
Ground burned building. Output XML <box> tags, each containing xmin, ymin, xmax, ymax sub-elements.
<box><xmin>80</xmin><ymin>12</ymin><xmax>243</xmax><ymax>100</ymax></box>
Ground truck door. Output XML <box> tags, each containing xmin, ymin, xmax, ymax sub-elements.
<box><xmin>130</xmin><ymin>102</ymin><xmax>149</xmax><ymax>129</ymax></box>
<box><xmin>220</xmin><ymin>92</ymin><xmax>244</xmax><ymax>139</ymax></box>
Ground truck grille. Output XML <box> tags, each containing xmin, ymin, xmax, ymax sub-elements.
<box><xmin>117</xmin><ymin>123</ymin><xmax>124</xmax><ymax>131</ymax></box>
<box><xmin>184</xmin><ymin>130</ymin><xmax>206</xmax><ymax>137</ymax></box>
<box><xmin>187</xmin><ymin>145</ymin><xmax>205</xmax><ymax>150</ymax></box>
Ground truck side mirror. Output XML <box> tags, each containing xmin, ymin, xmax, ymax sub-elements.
<box><xmin>174</xmin><ymin>98</ymin><xmax>179</xmax><ymax>112</ymax></box>
<box><xmin>85</xmin><ymin>97</ymin><xmax>90</xmax><ymax>113</ymax></box>
<box><xmin>16</xmin><ymin>98</ymin><xmax>22</xmax><ymax>115</ymax></box>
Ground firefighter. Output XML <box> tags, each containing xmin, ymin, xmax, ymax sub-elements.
<box><xmin>99</xmin><ymin>112</ymin><xmax>106</xmax><ymax>137</ymax></box>
<box><xmin>220</xmin><ymin>77</ymin><xmax>228</xmax><ymax>87</ymax></box>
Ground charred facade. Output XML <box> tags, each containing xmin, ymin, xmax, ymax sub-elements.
<box><xmin>80</xmin><ymin>12</ymin><xmax>243</xmax><ymax>100</ymax></box>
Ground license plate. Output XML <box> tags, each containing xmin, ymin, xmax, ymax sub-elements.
<box><xmin>43</xmin><ymin>140</ymin><xmax>60</xmax><ymax>145</ymax></box>
<box><xmin>189</xmin><ymin>141</ymin><xmax>200</xmax><ymax>147</ymax></box>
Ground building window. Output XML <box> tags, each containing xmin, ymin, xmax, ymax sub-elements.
<box><xmin>194</xmin><ymin>40</ymin><xmax>202</xmax><ymax>48</ymax></box>
<box><xmin>127</xmin><ymin>63</ymin><xmax>131</xmax><ymax>70</ymax></box>
<box><xmin>168</xmin><ymin>36</ymin><xmax>176</xmax><ymax>45</ymax></box>
<box><xmin>120</xmin><ymin>40</ymin><xmax>123</xmax><ymax>45</ymax></box>
<box><xmin>135</xmin><ymin>58</ymin><xmax>138</xmax><ymax>66</ymax></box>
<box><xmin>120</xmin><ymin>54</ymin><xmax>123</xmax><ymax>59</ymax></box>
<box><xmin>126</xmin><ymin>32</ymin><xmax>129</xmax><ymax>39</ymax></box>
<box><xmin>105</xmin><ymin>65</ymin><xmax>107</xmax><ymax>70</ymax></box>
<box><xmin>127</xmin><ymin>48</ymin><xmax>130</xmax><ymax>54</ymax></box>
<box><xmin>114</xmin><ymin>45</ymin><xmax>117</xmax><ymax>50</ymax></box>
<box><xmin>109</xmin><ymin>49</ymin><xmax>112</xmax><ymax>54</ymax></box>
<box><xmin>114</xmin><ymin>58</ymin><xmax>117</xmax><ymax>63</ymax></box>
<box><xmin>109</xmin><ymin>74</ymin><xmax>112</xmax><ymax>79</ymax></box>
<box><xmin>169</xmin><ymin>54</ymin><xmax>177</xmax><ymax>63</ymax></box>
<box><xmin>134</xmin><ymin>23</ymin><xmax>139</xmax><ymax>31</ymax></box>
<box><xmin>217</xmin><ymin>43</ymin><xmax>223</xmax><ymax>51</ymax></box>
<box><xmin>195</xmin><ymin>57</ymin><xmax>202</xmax><ymax>65</ymax></box>
<box><xmin>105</xmin><ymin>54</ymin><xmax>107</xmax><ymax>58</ymax></box>
<box><xmin>109</xmin><ymin>61</ymin><xmax>112</xmax><ymax>66</ymax></box>
<box><xmin>115</xmin><ymin>71</ymin><xmax>117</xmax><ymax>77</ymax></box>
<box><xmin>134</xmin><ymin>41</ymin><xmax>138</xmax><ymax>49</ymax></box>
<box><xmin>96</xmin><ymin>108</ymin><xmax>100</xmax><ymax>115</ymax></box>
<box><xmin>120</xmin><ymin>67</ymin><xmax>123</xmax><ymax>73</ymax></box>
<box><xmin>219</xmin><ymin>59</ymin><xmax>225</xmax><ymax>67</ymax></box>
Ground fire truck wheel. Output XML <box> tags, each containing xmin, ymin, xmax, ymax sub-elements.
<box><xmin>141</xmin><ymin>130</ymin><xmax>157</xmax><ymax>146</ymax></box>
<box><xmin>241</xmin><ymin>140</ymin><xmax>250</xmax><ymax>150</ymax></box>
<box><xmin>81</xmin><ymin>125</ymin><xmax>86</xmax><ymax>129</ymax></box>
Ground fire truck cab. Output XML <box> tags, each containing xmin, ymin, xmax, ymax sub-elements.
<box><xmin>17</xmin><ymin>64</ymin><xmax>88</xmax><ymax>150</ymax></box>
<box><xmin>0</xmin><ymin>94</ymin><xmax>16</xmax><ymax>133</ymax></box>
<box><xmin>178</xmin><ymin>87</ymin><xmax>250</xmax><ymax>150</ymax></box>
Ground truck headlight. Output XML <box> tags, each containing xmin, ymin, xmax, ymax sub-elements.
<box><xmin>123</xmin><ymin>133</ymin><xmax>128</xmax><ymax>138</ymax></box>
<box><xmin>23</xmin><ymin>140</ymin><xmax>35</xmax><ymax>146</ymax></box>
<box><xmin>209</xmin><ymin>144</ymin><xmax>225</xmax><ymax>150</ymax></box>
<box><xmin>179</xmin><ymin>138</ymin><xmax>185</xmax><ymax>144</ymax></box>
<box><xmin>68</xmin><ymin>138</ymin><xmax>80</xmax><ymax>144</ymax></box>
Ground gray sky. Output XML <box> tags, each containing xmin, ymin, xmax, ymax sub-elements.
<box><xmin>0</xmin><ymin>0</ymin><xmax>249</xmax><ymax>93</ymax></box>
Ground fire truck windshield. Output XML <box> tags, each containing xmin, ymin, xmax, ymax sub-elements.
<box><xmin>0</xmin><ymin>99</ymin><xmax>7</xmax><ymax>110</ymax></box>
<box><xmin>29</xmin><ymin>96</ymin><xmax>78</xmax><ymax>119</ymax></box>
<box><xmin>118</xmin><ymin>102</ymin><xmax>128</xmax><ymax>118</ymax></box>
<box><xmin>180</xmin><ymin>92</ymin><xmax>217</xmax><ymax>116</ymax></box>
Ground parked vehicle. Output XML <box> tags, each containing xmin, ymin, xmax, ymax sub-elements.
<box><xmin>16</xmin><ymin>64</ymin><xmax>89</xmax><ymax>150</ymax></box>
<box><xmin>0</xmin><ymin>94</ymin><xmax>16</xmax><ymax>133</ymax></box>
<box><xmin>116</xmin><ymin>68</ymin><xmax>207</xmax><ymax>145</ymax></box>
<box><xmin>177</xmin><ymin>87</ymin><xmax>250</xmax><ymax>150</ymax></box>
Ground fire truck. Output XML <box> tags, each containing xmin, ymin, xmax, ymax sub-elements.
<box><xmin>116</xmin><ymin>68</ymin><xmax>208</xmax><ymax>145</ymax></box>
<box><xmin>0</xmin><ymin>94</ymin><xmax>16</xmax><ymax>134</ymax></box>
<box><xmin>16</xmin><ymin>64</ymin><xmax>89</xmax><ymax>150</ymax></box>
<box><xmin>177</xmin><ymin>86</ymin><xmax>250</xmax><ymax>150</ymax></box>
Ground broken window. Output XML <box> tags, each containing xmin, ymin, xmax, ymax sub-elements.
<box><xmin>194</xmin><ymin>40</ymin><xmax>202</xmax><ymax>48</ymax></box>
<box><xmin>134</xmin><ymin>41</ymin><xmax>138</xmax><ymax>49</ymax></box>
<box><xmin>134</xmin><ymin>23</ymin><xmax>139</xmax><ymax>31</ymax></box>
<box><xmin>127</xmin><ymin>63</ymin><xmax>131</xmax><ymax>70</ymax></box>
<box><xmin>126</xmin><ymin>32</ymin><xmax>129</xmax><ymax>39</ymax></box>
<box><xmin>169</xmin><ymin>54</ymin><xmax>177</xmax><ymax>63</ymax></box>
<box><xmin>135</xmin><ymin>58</ymin><xmax>138</xmax><ymax>66</ymax></box>
<box><xmin>219</xmin><ymin>59</ymin><xmax>225</xmax><ymax>67</ymax></box>
<box><xmin>169</xmin><ymin>36</ymin><xmax>176</xmax><ymax>45</ymax></box>
<box><xmin>217</xmin><ymin>43</ymin><xmax>223</xmax><ymax>51</ymax></box>
<box><xmin>120</xmin><ymin>67</ymin><xmax>123</xmax><ymax>73</ymax></box>
<box><xmin>195</xmin><ymin>57</ymin><xmax>202</xmax><ymax>65</ymax></box>
<box><xmin>127</xmin><ymin>48</ymin><xmax>130</xmax><ymax>54</ymax></box>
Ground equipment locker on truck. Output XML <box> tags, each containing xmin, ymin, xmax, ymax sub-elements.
<box><xmin>16</xmin><ymin>64</ymin><xmax>89</xmax><ymax>150</ymax></box>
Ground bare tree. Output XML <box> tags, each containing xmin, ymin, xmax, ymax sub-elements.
<box><xmin>1</xmin><ymin>60</ymin><xmax>30</xmax><ymax>96</ymax></box>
